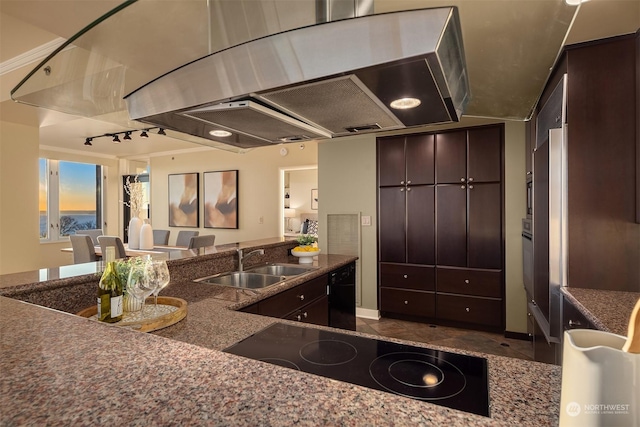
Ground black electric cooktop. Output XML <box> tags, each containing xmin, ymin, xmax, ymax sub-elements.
<box><xmin>224</xmin><ymin>323</ymin><xmax>490</xmax><ymax>417</ymax></box>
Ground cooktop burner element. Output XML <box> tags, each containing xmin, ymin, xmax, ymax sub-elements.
<box><xmin>224</xmin><ymin>323</ymin><xmax>490</xmax><ymax>417</ymax></box>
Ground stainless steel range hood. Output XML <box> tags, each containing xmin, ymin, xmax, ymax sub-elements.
<box><xmin>125</xmin><ymin>6</ymin><xmax>469</xmax><ymax>149</ymax></box>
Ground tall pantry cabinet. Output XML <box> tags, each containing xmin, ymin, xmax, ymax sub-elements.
<box><xmin>377</xmin><ymin>124</ymin><xmax>505</xmax><ymax>331</ymax></box>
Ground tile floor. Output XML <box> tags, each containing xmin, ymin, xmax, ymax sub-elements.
<box><xmin>356</xmin><ymin>316</ymin><xmax>534</xmax><ymax>361</ymax></box>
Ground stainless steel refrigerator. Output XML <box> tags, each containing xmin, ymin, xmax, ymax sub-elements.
<box><xmin>530</xmin><ymin>74</ymin><xmax>567</xmax><ymax>364</ymax></box>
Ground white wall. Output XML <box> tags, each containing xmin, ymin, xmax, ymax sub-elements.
<box><xmin>149</xmin><ymin>142</ymin><xmax>318</xmax><ymax>246</ymax></box>
<box><xmin>318</xmin><ymin>120</ymin><xmax>528</xmax><ymax>333</ymax></box>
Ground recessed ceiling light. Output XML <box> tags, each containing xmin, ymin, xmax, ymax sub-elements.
<box><xmin>209</xmin><ymin>130</ymin><xmax>232</xmax><ymax>137</ymax></box>
<box><xmin>390</xmin><ymin>97</ymin><xmax>421</xmax><ymax>110</ymax></box>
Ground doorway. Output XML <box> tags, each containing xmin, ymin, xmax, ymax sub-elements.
<box><xmin>281</xmin><ymin>167</ymin><xmax>317</xmax><ymax>236</ymax></box>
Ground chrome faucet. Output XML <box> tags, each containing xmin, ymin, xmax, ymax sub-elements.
<box><xmin>237</xmin><ymin>248</ymin><xmax>265</xmax><ymax>271</ymax></box>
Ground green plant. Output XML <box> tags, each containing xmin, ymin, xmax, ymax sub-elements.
<box><xmin>114</xmin><ymin>257</ymin><xmax>147</xmax><ymax>295</ymax></box>
<box><xmin>296</xmin><ymin>234</ymin><xmax>317</xmax><ymax>246</ymax></box>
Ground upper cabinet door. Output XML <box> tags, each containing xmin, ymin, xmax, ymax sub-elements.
<box><xmin>435</xmin><ymin>131</ymin><xmax>467</xmax><ymax>184</ymax></box>
<box><xmin>468</xmin><ymin>126</ymin><xmax>502</xmax><ymax>183</ymax></box>
<box><xmin>405</xmin><ymin>134</ymin><xmax>435</xmax><ymax>185</ymax></box>
<box><xmin>378</xmin><ymin>137</ymin><xmax>406</xmax><ymax>186</ymax></box>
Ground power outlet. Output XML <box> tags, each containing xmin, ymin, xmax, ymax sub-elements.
<box><xmin>361</xmin><ymin>215</ymin><xmax>371</xmax><ymax>226</ymax></box>
<box><xmin>258</xmin><ymin>216</ymin><xmax>264</xmax><ymax>224</ymax></box>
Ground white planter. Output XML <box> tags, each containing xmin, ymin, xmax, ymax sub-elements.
<box><xmin>139</xmin><ymin>222</ymin><xmax>154</xmax><ymax>250</ymax></box>
<box><xmin>128</xmin><ymin>216</ymin><xmax>142</xmax><ymax>249</ymax></box>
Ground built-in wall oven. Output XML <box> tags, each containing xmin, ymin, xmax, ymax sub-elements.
<box><xmin>522</xmin><ymin>218</ymin><xmax>533</xmax><ymax>299</ymax></box>
<box><xmin>525</xmin><ymin>175</ymin><xmax>533</xmax><ymax>219</ymax></box>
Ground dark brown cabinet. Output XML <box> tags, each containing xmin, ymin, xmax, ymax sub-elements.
<box><xmin>435</xmin><ymin>127</ymin><xmax>503</xmax><ymax>270</ymax></box>
<box><xmin>241</xmin><ymin>274</ymin><xmax>329</xmax><ymax>326</ymax></box>
<box><xmin>378</xmin><ymin>124</ymin><xmax>505</xmax><ymax>330</ymax></box>
<box><xmin>534</xmin><ymin>33</ymin><xmax>640</xmax><ymax>293</ymax></box>
<box><xmin>378</xmin><ymin>134</ymin><xmax>435</xmax><ymax>266</ymax></box>
<box><xmin>562</xmin><ymin>297</ymin><xmax>596</xmax><ymax>332</ymax></box>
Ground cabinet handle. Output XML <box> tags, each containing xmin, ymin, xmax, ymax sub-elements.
<box><xmin>464</xmin><ymin>279</ymin><xmax>470</xmax><ymax>284</ymax></box>
<box><xmin>568</xmin><ymin>320</ymin><xmax>582</xmax><ymax>327</ymax></box>
<box><xmin>303</xmin><ymin>312</ymin><xmax>308</xmax><ymax>319</ymax></box>
<box><xmin>469</xmin><ymin>185</ymin><xmax>474</xmax><ymax>189</ymax></box>
<box><xmin>407</xmin><ymin>187</ymin><xmax>411</xmax><ymax>192</ymax></box>
<box><xmin>401</xmin><ymin>180</ymin><xmax>405</xmax><ymax>185</ymax></box>
<box><xmin>400</xmin><ymin>188</ymin><xmax>404</xmax><ymax>192</ymax></box>
<box><xmin>404</xmin><ymin>300</ymin><xmax>409</xmax><ymax>305</ymax></box>
<box><xmin>465</xmin><ymin>307</ymin><xmax>470</xmax><ymax>312</ymax></box>
<box><xmin>461</xmin><ymin>185</ymin><xmax>465</xmax><ymax>189</ymax></box>
<box><xmin>407</xmin><ymin>180</ymin><xmax>411</xmax><ymax>184</ymax></box>
<box><xmin>403</xmin><ymin>274</ymin><xmax>408</xmax><ymax>279</ymax></box>
<box><xmin>468</xmin><ymin>177</ymin><xmax>474</xmax><ymax>182</ymax></box>
<box><xmin>298</xmin><ymin>294</ymin><xmax>305</xmax><ymax>301</ymax></box>
<box><xmin>460</xmin><ymin>178</ymin><xmax>465</xmax><ymax>182</ymax></box>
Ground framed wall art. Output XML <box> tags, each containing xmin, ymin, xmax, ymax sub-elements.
<box><xmin>168</xmin><ymin>173</ymin><xmax>199</xmax><ymax>227</ymax></box>
<box><xmin>204</xmin><ymin>170</ymin><xmax>238</xmax><ymax>229</ymax></box>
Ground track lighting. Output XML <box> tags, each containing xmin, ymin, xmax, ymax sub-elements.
<box><xmin>83</xmin><ymin>127</ymin><xmax>165</xmax><ymax>147</ymax></box>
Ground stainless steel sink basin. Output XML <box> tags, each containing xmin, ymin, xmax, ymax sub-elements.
<box><xmin>246</xmin><ymin>263</ymin><xmax>317</xmax><ymax>277</ymax></box>
<box><xmin>195</xmin><ymin>272</ymin><xmax>284</xmax><ymax>289</ymax></box>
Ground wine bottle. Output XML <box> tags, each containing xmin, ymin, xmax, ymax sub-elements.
<box><xmin>97</xmin><ymin>246</ymin><xmax>123</xmax><ymax>323</ymax></box>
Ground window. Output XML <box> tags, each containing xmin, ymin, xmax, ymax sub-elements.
<box><xmin>39</xmin><ymin>159</ymin><xmax>104</xmax><ymax>241</ymax></box>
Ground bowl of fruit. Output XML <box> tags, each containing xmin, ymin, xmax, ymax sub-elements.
<box><xmin>292</xmin><ymin>235</ymin><xmax>320</xmax><ymax>264</ymax></box>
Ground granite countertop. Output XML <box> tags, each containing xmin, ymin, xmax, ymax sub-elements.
<box><xmin>562</xmin><ymin>287</ymin><xmax>640</xmax><ymax>336</ymax></box>
<box><xmin>1</xmin><ymin>250</ymin><xmax>562</xmax><ymax>426</ymax></box>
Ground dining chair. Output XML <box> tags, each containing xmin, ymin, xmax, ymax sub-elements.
<box><xmin>97</xmin><ymin>236</ymin><xmax>127</xmax><ymax>259</ymax></box>
<box><xmin>75</xmin><ymin>229</ymin><xmax>103</xmax><ymax>245</ymax></box>
<box><xmin>69</xmin><ymin>235</ymin><xmax>98</xmax><ymax>264</ymax></box>
<box><xmin>188</xmin><ymin>235</ymin><xmax>216</xmax><ymax>250</ymax></box>
<box><xmin>153</xmin><ymin>229</ymin><xmax>170</xmax><ymax>245</ymax></box>
<box><xmin>175</xmin><ymin>230</ymin><xmax>199</xmax><ymax>247</ymax></box>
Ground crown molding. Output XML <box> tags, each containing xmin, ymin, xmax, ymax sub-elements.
<box><xmin>0</xmin><ymin>37</ymin><xmax>66</xmax><ymax>76</ymax></box>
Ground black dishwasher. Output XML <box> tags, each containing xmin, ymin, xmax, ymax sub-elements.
<box><xmin>329</xmin><ymin>262</ymin><xmax>356</xmax><ymax>330</ymax></box>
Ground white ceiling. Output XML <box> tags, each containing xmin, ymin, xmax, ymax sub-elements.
<box><xmin>0</xmin><ymin>0</ymin><xmax>638</xmax><ymax>159</ymax></box>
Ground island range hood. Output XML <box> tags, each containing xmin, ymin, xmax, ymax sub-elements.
<box><xmin>125</xmin><ymin>6</ymin><xmax>470</xmax><ymax>149</ymax></box>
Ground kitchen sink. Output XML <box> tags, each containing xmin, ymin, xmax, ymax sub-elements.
<box><xmin>194</xmin><ymin>263</ymin><xmax>317</xmax><ymax>290</ymax></box>
<box><xmin>195</xmin><ymin>272</ymin><xmax>284</xmax><ymax>289</ymax></box>
<box><xmin>245</xmin><ymin>263</ymin><xmax>317</xmax><ymax>277</ymax></box>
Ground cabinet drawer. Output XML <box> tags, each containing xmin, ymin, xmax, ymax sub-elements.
<box><xmin>437</xmin><ymin>267</ymin><xmax>502</xmax><ymax>298</ymax></box>
<box><xmin>380</xmin><ymin>263</ymin><xmax>435</xmax><ymax>291</ymax></box>
<box><xmin>284</xmin><ymin>295</ymin><xmax>329</xmax><ymax>326</ymax></box>
<box><xmin>436</xmin><ymin>294</ymin><xmax>502</xmax><ymax>327</ymax></box>
<box><xmin>380</xmin><ymin>288</ymin><xmax>435</xmax><ymax>317</ymax></box>
<box><xmin>259</xmin><ymin>275</ymin><xmax>327</xmax><ymax>318</ymax></box>
<box><xmin>562</xmin><ymin>297</ymin><xmax>596</xmax><ymax>331</ymax></box>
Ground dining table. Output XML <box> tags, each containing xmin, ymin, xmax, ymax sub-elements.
<box><xmin>61</xmin><ymin>244</ymin><xmax>188</xmax><ymax>259</ymax></box>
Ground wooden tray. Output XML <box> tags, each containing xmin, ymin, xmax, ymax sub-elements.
<box><xmin>77</xmin><ymin>296</ymin><xmax>187</xmax><ymax>332</ymax></box>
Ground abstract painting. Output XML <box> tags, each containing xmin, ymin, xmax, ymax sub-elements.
<box><xmin>204</xmin><ymin>170</ymin><xmax>238</xmax><ymax>229</ymax></box>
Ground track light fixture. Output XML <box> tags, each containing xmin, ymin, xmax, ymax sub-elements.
<box><xmin>82</xmin><ymin>127</ymin><xmax>165</xmax><ymax>147</ymax></box>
